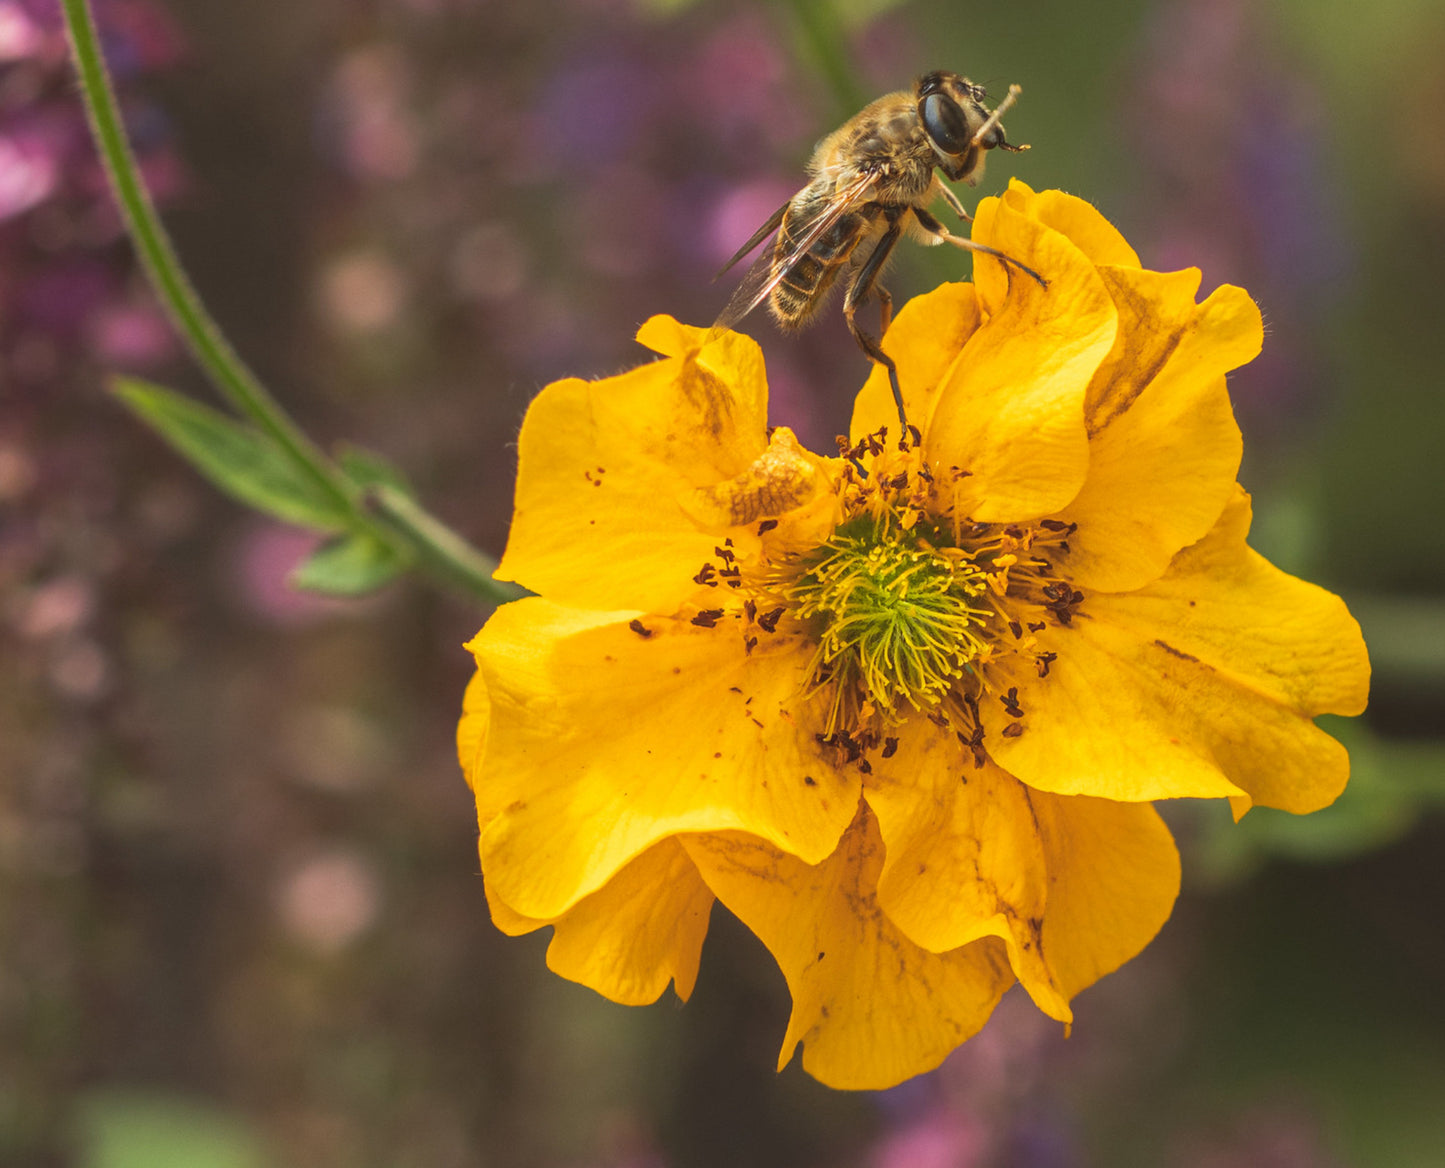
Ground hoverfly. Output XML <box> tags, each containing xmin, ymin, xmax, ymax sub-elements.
<box><xmin>715</xmin><ymin>71</ymin><xmax>1044</xmax><ymax>429</ymax></box>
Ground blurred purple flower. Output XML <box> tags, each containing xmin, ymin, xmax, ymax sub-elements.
<box><xmin>1130</xmin><ymin>0</ymin><xmax>1350</xmax><ymax>436</ymax></box>
<box><xmin>2</xmin><ymin>0</ymin><xmax>181</xmax><ymax>74</ymax></box>
<box><xmin>0</xmin><ymin>0</ymin><xmax>184</xmax><ymax>374</ymax></box>
<box><xmin>678</xmin><ymin>15</ymin><xmax>807</xmax><ymax>152</ymax></box>
<box><xmin>534</xmin><ymin>49</ymin><xmax>659</xmax><ymax>171</ymax></box>
<box><xmin>862</xmin><ymin>991</ymin><xmax>1090</xmax><ymax>1168</ymax></box>
<box><xmin>16</xmin><ymin>261</ymin><xmax>113</xmax><ymax>334</ymax></box>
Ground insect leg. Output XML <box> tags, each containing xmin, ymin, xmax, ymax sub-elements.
<box><xmin>937</xmin><ymin>184</ymin><xmax>972</xmax><ymax>222</ymax></box>
<box><xmin>914</xmin><ymin>208</ymin><xmax>1047</xmax><ymax>288</ymax></box>
<box><xmin>844</xmin><ymin>215</ymin><xmax>907</xmax><ymax>429</ymax></box>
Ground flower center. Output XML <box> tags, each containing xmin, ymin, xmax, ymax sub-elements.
<box><xmin>782</xmin><ymin>517</ymin><xmax>991</xmax><ymax>726</ymax></box>
<box><xmin>684</xmin><ymin>426</ymin><xmax>1083</xmax><ymax>758</ymax></box>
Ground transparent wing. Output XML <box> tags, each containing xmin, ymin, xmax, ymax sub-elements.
<box><xmin>712</xmin><ymin>171</ymin><xmax>879</xmax><ymax>334</ymax></box>
<box><xmin>714</xmin><ymin>199</ymin><xmax>790</xmax><ymax>280</ymax></box>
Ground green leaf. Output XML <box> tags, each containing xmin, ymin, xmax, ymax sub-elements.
<box><xmin>290</xmin><ymin>530</ymin><xmax>409</xmax><ymax>595</ymax></box>
<box><xmin>113</xmin><ymin>377</ymin><xmax>351</xmax><ymax>531</ymax></box>
<box><xmin>337</xmin><ymin>442</ymin><xmax>415</xmax><ymax>496</ymax></box>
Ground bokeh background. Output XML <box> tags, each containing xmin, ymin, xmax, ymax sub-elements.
<box><xmin>3</xmin><ymin>0</ymin><xmax>1444</xmax><ymax>1164</ymax></box>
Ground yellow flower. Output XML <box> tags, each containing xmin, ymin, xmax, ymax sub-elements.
<box><xmin>458</xmin><ymin>181</ymin><xmax>1370</xmax><ymax>1090</ymax></box>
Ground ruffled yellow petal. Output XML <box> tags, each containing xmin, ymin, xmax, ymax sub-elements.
<box><xmin>1028</xmin><ymin>791</ymin><xmax>1180</xmax><ymax>1000</ymax></box>
<box><xmin>1003</xmin><ymin>182</ymin><xmax>1140</xmax><ymax>269</ymax></box>
<box><xmin>1056</xmin><ymin>272</ymin><xmax>1260</xmax><ymax>593</ymax></box>
<box><xmin>684</xmin><ymin>813</ymin><xmax>1014</xmax><ymax>1091</ymax></box>
<box><xmin>471</xmin><ymin>598</ymin><xmax>859</xmax><ymax>919</ymax></box>
<box><xmin>989</xmin><ymin>490</ymin><xmax>1369</xmax><ymax>810</ymax></box>
<box><xmin>849</xmin><ymin>282</ymin><xmax>981</xmax><ymax>441</ymax></box>
<box><xmin>925</xmin><ymin>192</ymin><xmax>1116</xmax><ymax>523</ymax></box>
<box><xmin>495</xmin><ymin>316</ymin><xmax>772</xmax><ymax>613</ymax></box>
<box><xmin>484</xmin><ymin>839</ymin><xmax>714</xmax><ymax>1005</ymax></box>
<box><xmin>863</xmin><ymin>729</ymin><xmax>1070</xmax><ymax>1024</ymax></box>
<box><xmin>969</xmin><ymin>181</ymin><xmax>1136</xmax><ymax>318</ymax></box>
<box><xmin>484</xmin><ymin>876</ymin><xmax>543</xmax><ymax>935</ymax></box>
<box><xmin>457</xmin><ymin>668</ymin><xmax>490</xmax><ymax>801</ymax></box>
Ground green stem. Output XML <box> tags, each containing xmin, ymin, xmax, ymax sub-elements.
<box><xmin>61</xmin><ymin>0</ymin><xmax>351</xmax><ymax>513</ymax></box>
<box><xmin>368</xmin><ymin>487</ymin><xmax>526</xmax><ymax>605</ymax></box>
<box><xmin>61</xmin><ymin>0</ymin><xmax>515</xmax><ymax>606</ymax></box>
<box><xmin>778</xmin><ymin>0</ymin><xmax>868</xmax><ymax>117</ymax></box>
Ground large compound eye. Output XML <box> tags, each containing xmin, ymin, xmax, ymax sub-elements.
<box><xmin>920</xmin><ymin>92</ymin><xmax>973</xmax><ymax>156</ymax></box>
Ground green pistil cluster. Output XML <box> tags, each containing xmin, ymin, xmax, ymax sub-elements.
<box><xmin>786</xmin><ymin>519</ymin><xmax>992</xmax><ymax>721</ymax></box>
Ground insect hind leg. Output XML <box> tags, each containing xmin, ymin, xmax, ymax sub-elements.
<box><xmin>844</xmin><ymin>216</ymin><xmax>907</xmax><ymax>431</ymax></box>
<box><xmin>876</xmin><ymin>283</ymin><xmax>893</xmax><ymax>339</ymax></box>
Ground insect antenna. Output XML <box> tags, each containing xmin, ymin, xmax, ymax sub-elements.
<box><xmin>971</xmin><ymin>84</ymin><xmax>1029</xmax><ymax>152</ymax></box>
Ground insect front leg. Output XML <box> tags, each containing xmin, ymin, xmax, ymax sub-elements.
<box><xmin>937</xmin><ymin>183</ymin><xmax>972</xmax><ymax>222</ymax></box>
<box><xmin>913</xmin><ymin>207</ymin><xmax>1047</xmax><ymax>288</ymax></box>
<box><xmin>844</xmin><ymin>214</ymin><xmax>907</xmax><ymax>431</ymax></box>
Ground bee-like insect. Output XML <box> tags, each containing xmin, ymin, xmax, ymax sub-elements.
<box><xmin>715</xmin><ymin>71</ymin><xmax>1044</xmax><ymax>428</ymax></box>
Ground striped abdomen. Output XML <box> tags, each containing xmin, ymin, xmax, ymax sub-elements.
<box><xmin>767</xmin><ymin>187</ymin><xmax>874</xmax><ymax>330</ymax></box>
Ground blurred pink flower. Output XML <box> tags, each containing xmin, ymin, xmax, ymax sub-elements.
<box><xmin>0</xmin><ymin>132</ymin><xmax>58</xmax><ymax>218</ymax></box>
<box><xmin>277</xmin><ymin>849</ymin><xmax>382</xmax><ymax>955</ymax></box>
<box><xmin>871</xmin><ymin>1109</ymin><xmax>985</xmax><ymax>1168</ymax></box>
<box><xmin>0</xmin><ymin>1</ymin><xmax>45</xmax><ymax>61</ymax></box>
<box><xmin>230</xmin><ymin>524</ymin><xmax>358</xmax><ymax>627</ymax></box>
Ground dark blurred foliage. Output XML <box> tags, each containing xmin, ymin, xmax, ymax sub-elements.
<box><xmin>2</xmin><ymin>0</ymin><xmax>1443</xmax><ymax>1166</ymax></box>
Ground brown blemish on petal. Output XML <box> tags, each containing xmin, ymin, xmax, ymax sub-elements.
<box><xmin>1154</xmin><ymin>638</ymin><xmax>1204</xmax><ymax>664</ymax></box>
<box><xmin>678</xmin><ymin>352</ymin><xmax>738</xmax><ymax>441</ymax></box>
<box><xmin>1085</xmin><ymin>270</ymin><xmax>1193</xmax><ymax>437</ymax></box>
